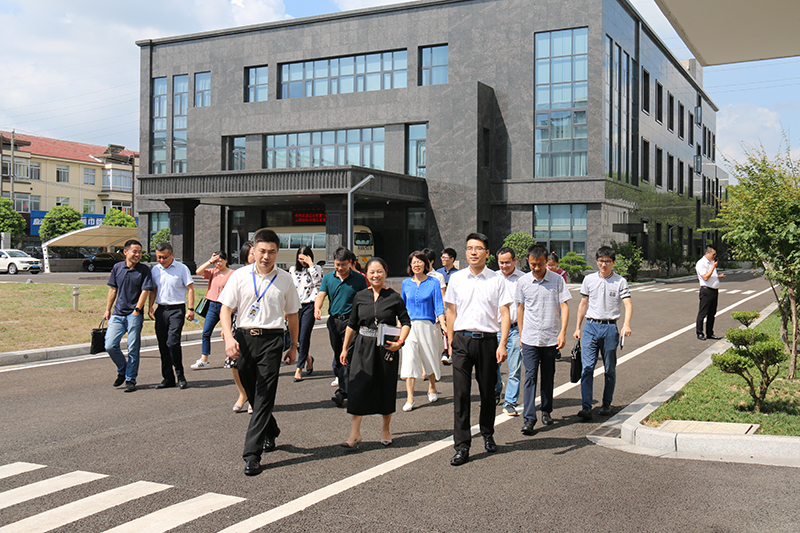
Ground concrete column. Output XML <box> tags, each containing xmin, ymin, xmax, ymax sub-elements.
<box><xmin>165</xmin><ymin>198</ymin><xmax>200</xmax><ymax>272</ymax></box>
<box><xmin>323</xmin><ymin>195</ymin><xmax>347</xmax><ymax>265</ymax></box>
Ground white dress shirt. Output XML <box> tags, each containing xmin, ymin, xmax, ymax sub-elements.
<box><xmin>218</xmin><ymin>264</ymin><xmax>300</xmax><ymax>330</ymax></box>
<box><xmin>151</xmin><ymin>260</ymin><xmax>193</xmax><ymax>305</ymax></box>
<box><xmin>498</xmin><ymin>268</ymin><xmax>525</xmax><ymax>324</ymax></box>
<box><xmin>444</xmin><ymin>266</ymin><xmax>512</xmax><ymax>333</ymax></box>
<box><xmin>696</xmin><ymin>256</ymin><xmax>720</xmax><ymax>289</ymax></box>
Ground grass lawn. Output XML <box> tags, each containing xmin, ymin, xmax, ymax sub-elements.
<box><xmin>646</xmin><ymin>310</ymin><xmax>800</xmax><ymax>436</ymax></box>
<box><xmin>0</xmin><ymin>283</ymin><xmax>205</xmax><ymax>354</ymax></box>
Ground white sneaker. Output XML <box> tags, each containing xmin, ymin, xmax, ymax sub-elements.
<box><xmin>402</xmin><ymin>401</ymin><xmax>415</xmax><ymax>412</ymax></box>
<box><xmin>428</xmin><ymin>392</ymin><xmax>438</xmax><ymax>403</ymax></box>
<box><xmin>331</xmin><ymin>377</ymin><xmax>339</xmax><ymax>387</ymax></box>
<box><xmin>191</xmin><ymin>359</ymin><xmax>210</xmax><ymax>369</ymax></box>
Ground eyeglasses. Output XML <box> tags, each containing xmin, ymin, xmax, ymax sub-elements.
<box><xmin>466</xmin><ymin>246</ymin><xmax>487</xmax><ymax>252</ymax></box>
<box><xmin>597</xmin><ymin>259</ymin><xmax>614</xmax><ymax>264</ymax></box>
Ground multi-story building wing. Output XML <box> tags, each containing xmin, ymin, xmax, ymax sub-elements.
<box><xmin>135</xmin><ymin>0</ymin><xmax>726</xmax><ymax>272</ymax></box>
<box><xmin>1</xmin><ymin>132</ymin><xmax>137</xmax><ymax>243</ymax></box>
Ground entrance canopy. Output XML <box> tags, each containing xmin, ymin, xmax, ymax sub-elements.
<box><xmin>41</xmin><ymin>225</ymin><xmax>139</xmax><ymax>273</ymax></box>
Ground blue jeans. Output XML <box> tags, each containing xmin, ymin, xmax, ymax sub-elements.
<box><xmin>105</xmin><ymin>313</ymin><xmax>144</xmax><ymax>384</ymax></box>
<box><xmin>201</xmin><ymin>300</ymin><xmax>222</xmax><ymax>356</ymax></box>
<box><xmin>496</xmin><ymin>327</ymin><xmax>521</xmax><ymax>406</ymax></box>
<box><xmin>521</xmin><ymin>344</ymin><xmax>557</xmax><ymax>422</ymax></box>
<box><xmin>580</xmin><ymin>321</ymin><xmax>619</xmax><ymax>410</ymax></box>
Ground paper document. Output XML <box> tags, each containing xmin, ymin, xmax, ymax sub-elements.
<box><xmin>377</xmin><ymin>324</ymin><xmax>401</xmax><ymax>346</ymax></box>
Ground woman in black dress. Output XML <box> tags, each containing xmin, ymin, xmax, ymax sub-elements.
<box><xmin>339</xmin><ymin>257</ymin><xmax>411</xmax><ymax>448</ymax></box>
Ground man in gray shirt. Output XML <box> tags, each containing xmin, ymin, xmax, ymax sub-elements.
<box><xmin>516</xmin><ymin>244</ymin><xmax>571</xmax><ymax>435</ymax></box>
<box><xmin>573</xmin><ymin>246</ymin><xmax>632</xmax><ymax>421</ymax></box>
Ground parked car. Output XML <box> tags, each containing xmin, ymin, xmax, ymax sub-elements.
<box><xmin>82</xmin><ymin>252</ymin><xmax>125</xmax><ymax>272</ymax></box>
<box><xmin>22</xmin><ymin>246</ymin><xmax>60</xmax><ymax>260</ymax></box>
<box><xmin>0</xmin><ymin>249</ymin><xmax>42</xmax><ymax>275</ymax></box>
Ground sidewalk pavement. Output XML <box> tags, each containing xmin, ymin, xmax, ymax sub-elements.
<box><xmin>588</xmin><ymin>300</ymin><xmax>800</xmax><ymax>468</ymax></box>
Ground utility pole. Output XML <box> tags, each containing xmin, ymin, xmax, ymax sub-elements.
<box><xmin>10</xmin><ymin>130</ymin><xmax>15</xmax><ymax>202</ymax></box>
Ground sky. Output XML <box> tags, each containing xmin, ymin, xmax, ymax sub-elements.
<box><xmin>1</xmin><ymin>0</ymin><xmax>798</xmax><ymax>179</ymax></box>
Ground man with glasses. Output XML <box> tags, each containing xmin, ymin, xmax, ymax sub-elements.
<box><xmin>444</xmin><ymin>233</ymin><xmax>512</xmax><ymax>466</ymax></box>
<box><xmin>438</xmin><ymin>248</ymin><xmax>459</xmax><ymax>365</ymax></box>
<box><xmin>695</xmin><ymin>245</ymin><xmax>724</xmax><ymax>341</ymax></box>
<box><xmin>573</xmin><ymin>246</ymin><xmax>632</xmax><ymax>421</ymax></box>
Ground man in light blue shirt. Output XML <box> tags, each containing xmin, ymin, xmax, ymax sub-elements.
<box><xmin>149</xmin><ymin>242</ymin><xmax>195</xmax><ymax>390</ymax></box>
<box><xmin>495</xmin><ymin>247</ymin><xmax>525</xmax><ymax>413</ymax></box>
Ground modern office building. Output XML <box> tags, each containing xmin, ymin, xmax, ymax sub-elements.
<box><xmin>1</xmin><ymin>132</ymin><xmax>138</xmax><ymax>245</ymax></box>
<box><xmin>135</xmin><ymin>0</ymin><xmax>726</xmax><ymax>272</ymax></box>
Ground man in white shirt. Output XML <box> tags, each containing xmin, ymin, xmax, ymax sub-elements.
<box><xmin>573</xmin><ymin>246</ymin><xmax>632</xmax><ymax>421</ymax></box>
<box><xmin>445</xmin><ymin>232</ymin><xmax>512</xmax><ymax>466</ymax></box>
<box><xmin>516</xmin><ymin>244</ymin><xmax>571</xmax><ymax>434</ymax></box>
<box><xmin>148</xmin><ymin>242</ymin><xmax>195</xmax><ymax>390</ymax></box>
<box><xmin>495</xmin><ymin>247</ymin><xmax>525</xmax><ymax>415</ymax></box>
<box><xmin>219</xmin><ymin>229</ymin><xmax>300</xmax><ymax>476</ymax></box>
<box><xmin>695</xmin><ymin>245</ymin><xmax>724</xmax><ymax>341</ymax></box>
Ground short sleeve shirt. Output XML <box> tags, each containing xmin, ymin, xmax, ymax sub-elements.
<box><xmin>515</xmin><ymin>269</ymin><xmax>571</xmax><ymax>346</ymax></box>
<box><xmin>217</xmin><ymin>264</ymin><xmax>300</xmax><ymax>329</ymax></box>
<box><xmin>151</xmin><ymin>260</ymin><xmax>194</xmax><ymax>305</ymax></box>
<box><xmin>444</xmin><ymin>266</ymin><xmax>513</xmax><ymax>333</ymax></box>
<box><xmin>696</xmin><ymin>256</ymin><xmax>720</xmax><ymax>289</ymax></box>
<box><xmin>107</xmin><ymin>262</ymin><xmax>155</xmax><ymax>316</ymax></box>
<box><xmin>319</xmin><ymin>270</ymin><xmax>368</xmax><ymax>316</ymax></box>
<box><xmin>580</xmin><ymin>272</ymin><xmax>631</xmax><ymax>321</ymax></box>
<box><xmin>401</xmin><ymin>276</ymin><xmax>445</xmax><ymax>323</ymax></box>
<box><xmin>203</xmin><ymin>268</ymin><xmax>234</xmax><ymax>302</ymax></box>
<box><xmin>437</xmin><ymin>266</ymin><xmax>458</xmax><ymax>284</ymax></box>
<box><xmin>429</xmin><ymin>270</ymin><xmax>446</xmax><ymax>290</ymax></box>
<box><xmin>499</xmin><ymin>268</ymin><xmax>525</xmax><ymax>324</ymax></box>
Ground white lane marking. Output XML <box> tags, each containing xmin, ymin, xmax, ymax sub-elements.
<box><xmin>742</xmin><ymin>290</ymin><xmax>756</xmax><ymax>295</ymax></box>
<box><xmin>0</xmin><ymin>462</ymin><xmax>45</xmax><ymax>480</ymax></box>
<box><xmin>0</xmin><ymin>480</ymin><xmax>171</xmax><ymax>533</ymax></box>
<box><xmin>726</xmin><ymin>289</ymin><xmax>741</xmax><ymax>294</ymax></box>
<box><xmin>219</xmin><ymin>287</ymin><xmax>773</xmax><ymax>532</ymax></box>
<box><xmin>637</xmin><ymin>288</ymin><xmax>658</xmax><ymax>292</ymax></box>
<box><xmin>0</xmin><ymin>471</ymin><xmax>107</xmax><ymax>511</ymax></box>
<box><xmin>653</xmin><ymin>288</ymin><xmax>671</xmax><ymax>292</ymax></box>
<box><xmin>682</xmin><ymin>288</ymin><xmax>698</xmax><ymax>293</ymax></box>
<box><xmin>668</xmin><ymin>288</ymin><xmax>685</xmax><ymax>292</ymax></box>
<box><xmin>103</xmin><ymin>492</ymin><xmax>245</xmax><ymax>533</ymax></box>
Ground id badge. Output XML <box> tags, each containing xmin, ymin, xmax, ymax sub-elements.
<box><xmin>248</xmin><ymin>303</ymin><xmax>260</xmax><ymax>319</ymax></box>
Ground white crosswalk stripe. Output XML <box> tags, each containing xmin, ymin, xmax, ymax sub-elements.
<box><xmin>683</xmin><ymin>288</ymin><xmax>698</xmax><ymax>293</ymax></box>
<box><xmin>668</xmin><ymin>288</ymin><xmax>685</xmax><ymax>292</ymax></box>
<box><xmin>743</xmin><ymin>290</ymin><xmax>756</xmax><ymax>295</ymax></box>
<box><xmin>0</xmin><ymin>463</ymin><xmax>44</xmax><ymax>480</ymax></box>
<box><xmin>0</xmin><ymin>480</ymin><xmax>171</xmax><ymax>533</ymax></box>
<box><xmin>103</xmin><ymin>492</ymin><xmax>245</xmax><ymax>533</ymax></box>
<box><xmin>726</xmin><ymin>289</ymin><xmax>741</xmax><ymax>294</ymax></box>
<box><xmin>0</xmin><ymin>470</ymin><xmax>107</xmax><ymax>511</ymax></box>
<box><xmin>653</xmin><ymin>288</ymin><xmax>671</xmax><ymax>292</ymax></box>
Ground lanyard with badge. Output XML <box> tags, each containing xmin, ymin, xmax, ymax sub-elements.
<box><xmin>249</xmin><ymin>266</ymin><xmax>277</xmax><ymax>320</ymax></box>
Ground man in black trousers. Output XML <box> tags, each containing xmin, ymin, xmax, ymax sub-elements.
<box><xmin>695</xmin><ymin>245</ymin><xmax>724</xmax><ymax>341</ymax></box>
<box><xmin>219</xmin><ymin>229</ymin><xmax>300</xmax><ymax>476</ymax></box>
<box><xmin>444</xmin><ymin>232</ymin><xmax>512</xmax><ymax>466</ymax></box>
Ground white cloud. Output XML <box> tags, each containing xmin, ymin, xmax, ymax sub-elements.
<box><xmin>716</xmin><ymin>103</ymin><xmax>784</xmax><ymax>174</ymax></box>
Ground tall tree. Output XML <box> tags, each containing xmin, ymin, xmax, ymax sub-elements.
<box><xmin>0</xmin><ymin>197</ymin><xmax>26</xmax><ymax>238</ymax></box>
<box><xmin>716</xmin><ymin>144</ymin><xmax>800</xmax><ymax>378</ymax></box>
<box><xmin>39</xmin><ymin>206</ymin><xmax>85</xmax><ymax>242</ymax></box>
<box><xmin>102</xmin><ymin>208</ymin><xmax>137</xmax><ymax>227</ymax></box>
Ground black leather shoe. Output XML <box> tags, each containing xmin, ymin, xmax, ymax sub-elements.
<box><xmin>577</xmin><ymin>408</ymin><xmax>593</xmax><ymax>421</ymax></box>
<box><xmin>599</xmin><ymin>405</ymin><xmax>613</xmax><ymax>416</ymax></box>
<box><xmin>541</xmin><ymin>412</ymin><xmax>553</xmax><ymax>426</ymax></box>
<box><xmin>521</xmin><ymin>420</ymin><xmax>536</xmax><ymax>435</ymax></box>
<box><xmin>707</xmin><ymin>334</ymin><xmax>723</xmax><ymax>340</ymax></box>
<box><xmin>331</xmin><ymin>390</ymin><xmax>345</xmax><ymax>408</ymax></box>
<box><xmin>155</xmin><ymin>380</ymin><xmax>175</xmax><ymax>389</ymax></box>
<box><xmin>244</xmin><ymin>459</ymin><xmax>261</xmax><ymax>476</ymax></box>
<box><xmin>697</xmin><ymin>334</ymin><xmax>706</xmax><ymax>341</ymax></box>
<box><xmin>263</xmin><ymin>436</ymin><xmax>276</xmax><ymax>453</ymax></box>
<box><xmin>495</xmin><ymin>391</ymin><xmax>502</xmax><ymax>405</ymax></box>
<box><xmin>124</xmin><ymin>381</ymin><xmax>136</xmax><ymax>393</ymax></box>
<box><xmin>450</xmin><ymin>448</ymin><xmax>469</xmax><ymax>466</ymax></box>
<box><xmin>113</xmin><ymin>374</ymin><xmax>125</xmax><ymax>387</ymax></box>
<box><xmin>178</xmin><ymin>378</ymin><xmax>188</xmax><ymax>389</ymax></box>
<box><xmin>483</xmin><ymin>435</ymin><xmax>498</xmax><ymax>453</ymax></box>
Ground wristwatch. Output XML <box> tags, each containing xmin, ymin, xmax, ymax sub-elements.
<box><xmin>187</xmin><ymin>307</ymin><xmax>194</xmax><ymax>311</ymax></box>
<box><xmin>292</xmin><ymin>342</ymin><xmax>300</xmax><ymax>347</ymax></box>
<box><xmin>133</xmin><ymin>307</ymin><xmax>142</xmax><ymax>314</ymax></box>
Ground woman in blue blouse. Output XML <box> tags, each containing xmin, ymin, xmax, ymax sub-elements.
<box><xmin>400</xmin><ymin>251</ymin><xmax>446</xmax><ymax>411</ymax></box>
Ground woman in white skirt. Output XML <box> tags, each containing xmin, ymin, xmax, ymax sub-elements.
<box><xmin>400</xmin><ymin>251</ymin><xmax>446</xmax><ymax>411</ymax></box>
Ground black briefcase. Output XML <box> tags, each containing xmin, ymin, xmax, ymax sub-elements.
<box><xmin>570</xmin><ymin>339</ymin><xmax>582</xmax><ymax>383</ymax></box>
<box><xmin>90</xmin><ymin>319</ymin><xmax>107</xmax><ymax>354</ymax></box>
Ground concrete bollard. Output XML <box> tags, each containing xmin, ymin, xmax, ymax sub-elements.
<box><xmin>72</xmin><ymin>286</ymin><xmax>80</xmax><ymax>311</ymax></box>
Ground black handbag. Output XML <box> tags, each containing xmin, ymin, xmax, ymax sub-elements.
<box><xmin>195</xmin><ymin>297</ymin><xmax>209</xmax><ymax>318</ymax></box>
<box><xmin>90</xmin><ymin>319</ymin><xmax>107</xmax><ymax>354</ymax></box>
<box><xmin>570</xmin><ymin>339</ymin><xmax>582</xmax><ymax>383</ymax></box>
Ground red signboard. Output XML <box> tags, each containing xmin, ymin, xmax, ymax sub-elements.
<box><xmin>292</xmin><ymin>208</ymin><xmax>326</xmax><ymax>225</ymax></box>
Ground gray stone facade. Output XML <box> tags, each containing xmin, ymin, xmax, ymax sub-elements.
<box><xmin>135</xmin><ymin>0</ymin><xmax>724</xmax><ymax>272</ymax></box>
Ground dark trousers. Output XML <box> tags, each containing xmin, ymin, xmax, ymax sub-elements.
<box><xmin>236</xmin><ymin>329</ymin><xmax>282</xmax><ymax>462</ymax></box>
<box><xmin>327</xmin><ymin>315</ymin><xmax>354</xmax><ymax>395</ymax></box>
<box><xmin>296</xmin><ymin>302</ymin><xmax>315</xmax><ymax>370</ymax></box>
<box><xmin>154</xmin><ymin>305</ymin><xmax>185</xmax><ymax>383</ymax></box>
<box><xmin>451</xmin><ymin>332</ymin><xmax>498</xmax><ymax>450</ymax></box>
<box><xmin>521</xmin><ymin>344</ymin><xmax>557</xmax><ymax>423</ymax></box>
<box><xmin>696</xmin><ymin>287</ymin><xmax>719</xmax><ymax>336</ymax></box>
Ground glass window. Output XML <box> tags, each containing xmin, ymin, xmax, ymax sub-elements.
<box><xmin>56</xmin><ymin>165</ymin><xmax>70</xmax><ymax>183</ymax></box>
<box><xmin>230</xmin><ymin>137</ymin><xmax>246</xmax><ymax>170</ymax></box>
<box><xmin>56</xmin><ymin>197</ymin><xmax>70</xmax><ymax>206</ymax></box>
<box><xmin>534</xmin><ymin>203</ymin><xmax>588</xmax><ymax>255</ymax></box>
<box><xmin>83</xmin><ymin>168</ymin><xmax>96</xmax><ymax>185</ymax></box>
<box><xmin>13</xmin><ymin>193</ymin><xmax>30</xmax><ymax>213</ymax></box>
<box><xmin>31</xmin><ymin>195</ymin><xmax>40</xmax><ymax>211</ymax></box>
<box><xmin>151</xmin><ymin>77</ymin><xmax>168</xmax><ymax>174</ymax></box>
<box><xmin>246</xmin><ymin>66</ymin><xmax>269</xmax><ymax>102</ymax></box>
<box><xmin>407</xmin><ymin>124</ymin><xmax>427</xmax><ymax>177</ymax></box>
<box><xmin>264</xmin><ymin>127</ymin><xmax>385</xmax><ymax>171</ymax></box>
<box><xmin>83</xmin><ymin>199</ymin><xmax>95</xmax><ymax>214</ymax></box>
<box><xmin>195</xmin><ymin>71</ymin><xmax>211</xmax><ymax>107</ymax></box>
<box><xmin>420</xmin><ymin>45</ymin><xmax>448</xmax><ymax>86</ymax></box>
<box><xmin>29</xmin><ymin>162</ymin><xmax>41</xmax><ymax>181</ymax></box>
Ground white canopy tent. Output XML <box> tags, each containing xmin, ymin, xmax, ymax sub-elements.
<box><xmin>41</xmin><ymin>225</ymin><xmax>139</xmax><ymax>273</ymax></box>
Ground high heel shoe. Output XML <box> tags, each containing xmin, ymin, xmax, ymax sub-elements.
<box><xmin>340</xmin><ymin>436</ymin><xmax>362</xmax><ymax>449</ymax></box>
<box><xmin>380</xmin><ymin>439</ymin><xmax>393</xmax><ymax>447</ymax></box>
<box><xmin>306</xmin><ymin>356</ymin><xmax>314</xmax><ymax>376</ymax></box>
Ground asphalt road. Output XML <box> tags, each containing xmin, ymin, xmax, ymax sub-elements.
<box><xmin>2</xmin><ymin>269</ymin><xmax>799</xmax><ymax>532</ymax></box>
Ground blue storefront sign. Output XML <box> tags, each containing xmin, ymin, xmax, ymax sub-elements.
<box><xmin>29</xmin><ymin>211</ymin><xmax>135</xmax><ymax>236</ymax></box>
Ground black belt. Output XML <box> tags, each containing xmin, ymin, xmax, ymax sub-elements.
<box><xmin>330</xmin><ymin>313</ymin><xmax>350</xmax><ymax>320</ymax></box>
<box><xmin>239</xmin><ymin>328</ymin><xmax>283</xmax><ymax>337</ymax></box>
<box><xmin>457</xmin><ymin>330</ymin><xmax>495</xmax><ymax>339</ymax></box>
<box><xmin>159</xmin><ymin>304</ymin><xmax>185</xmax><ymax>311</ymax></box>
<box><xmin>510</xmin><ymin>322</ymin><xmax>518</xmax><ymax>329</ymax></box>
<box><xmin>587</xmin><ymin>318</ymin><xmax>617</xmax><ymax>324</ymax></box>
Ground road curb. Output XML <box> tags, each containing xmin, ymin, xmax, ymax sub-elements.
<box><xmin>0</xmin><ymin>328</ymin><xmax>216</xmax><ymax>367</ymax></box>
<box><xmin>591</xmin><ymin>300</ymin><xmax>800</xmax><ymax>462</ymax></box>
